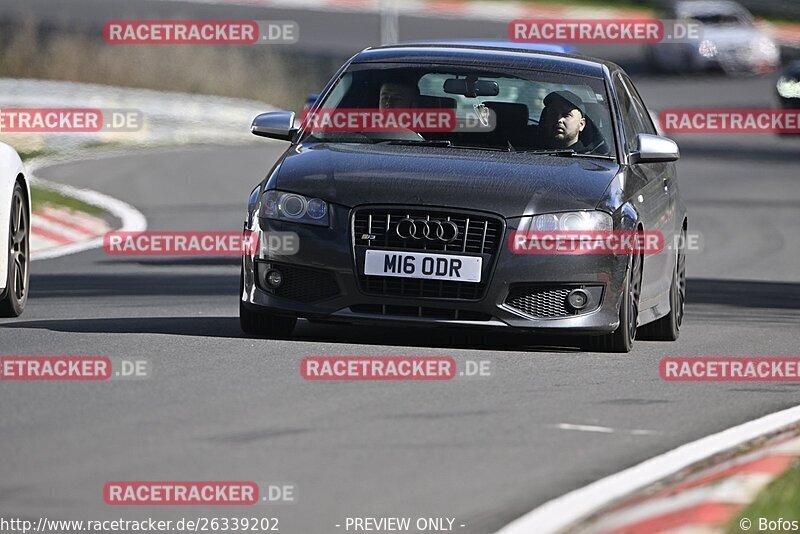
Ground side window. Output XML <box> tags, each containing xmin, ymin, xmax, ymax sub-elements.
<box><xmin>621</xmin><ymin>75</ymin><xmax>657</xmax><ymax>136</ymax></box>
<box><xmin>320</xmin><ymin>72</ymin><xmax>354</xmax><ymax>108</ymax></box>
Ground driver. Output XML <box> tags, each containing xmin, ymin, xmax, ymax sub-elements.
<box><xmin>539</xmin><ymin>90</ymin><xmax>587</xmax><ymax>150</ymax></box>
<box><xmin>379</xmin><ymin>80</ymin><xmax>420</xmax><ymax>109</ymax></box>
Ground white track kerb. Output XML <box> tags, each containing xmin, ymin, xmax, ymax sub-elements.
<box><xmin>497</xmin><ymin>405</ymin><xmax>800</xmax><ymax>534</ymax></box>
<box><xmin>27</xmin><ymin>155</ymin><xmax>147</xmax><ymax>261</ymax></box>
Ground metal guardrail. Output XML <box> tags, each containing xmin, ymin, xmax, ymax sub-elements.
<box><xmin>0</xmin><ymin>79</ymin><xmax>273</xmax><ymax>153</ymax></box>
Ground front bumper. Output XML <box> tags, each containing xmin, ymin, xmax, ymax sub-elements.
<box><xmin>242</xmin><ymin>206</ymin><xmax>629</xmax><ymax>335</ymax></box>
<box><xmin>695</xmin><ymin>48</ymin><xmax>780</xmax><ymax>73</ymax></box>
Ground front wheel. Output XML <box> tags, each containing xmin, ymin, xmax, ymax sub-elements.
<box><xmin>639</xmin><ymin>234</ymin><xmax>686</xmax><ymax>341</ymax></box>
<box><xmin>587</xmin><ymin>254</ymin><xmax>641</xmax><ymax>353</ymax></box>
<box><xmin>239</xmin><ymin>267</ymin><xmax>297</xmax><ymax>338</ymax></box>
<box><xmin>240</xmin><ymin>300</ymin><xmax>297</xmax><ymax>338</ymax></box>
<box><xmin>0</xmin><ymin>182</ymin><xmax>30</xmax><ymax>317</ymax></box>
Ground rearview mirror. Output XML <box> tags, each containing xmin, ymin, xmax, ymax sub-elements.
<box><xmin>251</xmin><ymin>111</ymin><xmax>297</xmax><ymax>141</ymax></box>
<box><xmin>630</xmin><ymin>133</ymin><xmax>680</xmax><ymax>164</ymax></box>
<box><xmin>443</xmin><ymin>78</ymin><xmax>499</xmax><ymax>97</ymax></box>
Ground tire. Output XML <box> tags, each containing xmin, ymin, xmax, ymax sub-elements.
<box><xmin>639</xmin><ymin>232</ymin><xmax>686</xmax><ymax>341</ymax></box>
<box><xmin>238</xmin><ymin>267</ymin><xmax>297</xmax><ymax>338</ymax></box>
<box><xmin>587</xmin><ymin>253</ymin><xmax>642</xmax><ymax>353</ymax></box>
<box><xmin>240</xmin><ymin>301</ymin><xmax>297</xmax><ymax>338</ymax></box>
<box><xmin>0</xmin><ymin>181</ymin><xmax>29</xmax><ymax>318</ymax></box>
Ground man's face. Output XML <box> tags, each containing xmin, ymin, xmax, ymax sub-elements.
<box><xmin>541</xmin><ymin>100</ymin><xmax>586</xmax><ymax>147</ymax></box>
<box><xmin>379</xmin><ymin>82</ymin><xmax>416</xmax><ymax>109</ymax></box>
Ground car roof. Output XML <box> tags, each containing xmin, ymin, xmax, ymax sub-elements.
<box><xmin>350</xmin><ymin>43</ymin><xmax>616</xmax><ymax>79</ymax></box>
<box><xmin>673</xmin><ymin>0</ymin><xmax>749</xmax><ymax>16</ymax></box>
<box><xmin>404</xmin><ymin>40</ymin><xmax>578</xmax><ymax>54</ymax></box>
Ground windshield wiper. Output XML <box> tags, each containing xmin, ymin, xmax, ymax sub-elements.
<box><xmin>379</xmin><ymin>139</ymin><xmax>453</xmax><ymax>147</ymax></box>
<box><xmin>302</xmin><ymin>134</ymin><xmax>378</xmax><ymax>144</ymax></box>
<box><xmin>516</xmin><ymin>148</ymin><xmax>616</xmax><ymax>160</ymax></box>
<box><xmin>379</xmin><ymin>140</ymin><xmax>511</xmax><ymax>152</ymax></box>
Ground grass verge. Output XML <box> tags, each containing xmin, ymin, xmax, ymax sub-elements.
<box><xmin>728</xmin><ymin>460</ymin><xmax>800</xmax><ymax>533</ymax></box>
<box><xmin>30</xmin><ymin>185</ymin><xmax>105</xmax><ymax>217</ymax></box>
<box><xmin>17</xmin><ymin>148</ymin><xmax>55</xmax><ymax>161</ymax></box>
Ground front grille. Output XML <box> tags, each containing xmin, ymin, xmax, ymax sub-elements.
<box><xmin>353</xmin><ymin>208</ymin><xmax>501</xmax><ymax>254</ymax></box>
<box><xmin>360</xmin><ymin>277</ymin><xmax>485</xmax><ymax>300</ymax></box>
<box><xmin>353</xmin><ymin>207</ymin><xmax>503</xmax><ymax>300</ymax></box>
<box><xmin>350</xmin><ymin>304</ymin><xmax>492</xmax><ymax>322</ymax></box>
<box><xmin>504</xmin><ymin>284</ymin><xmax>603</xmax><ymax>318</ymax></box>
<box><xmin>257</xmin><ymin>261</ymin><xmax>339</xmax><ymax>302</ymax></box>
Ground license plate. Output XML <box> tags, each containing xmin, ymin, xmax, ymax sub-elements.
<box><xmin>364</xmin><ymin>250</ymin><xmax>482</xmax><ymax>283</ymax></box>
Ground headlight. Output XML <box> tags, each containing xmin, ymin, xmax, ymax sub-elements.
<box><xmin>698</xmin><ymin>40</ymin><xmax>717</xmax><ymax>58</ymax></box>
<box><xmin>754</xmin><ymin>37</ymin><xmax>779</xmax><ymax>59</ymax></box>
<box><xmin>777</xmin><ymin>76</ymin><xmax>800</xmax><ymax>99</ymax></box>
<box><xmin>530</xmin><ymin>211</ymin><xmax>612</xmax><ymax>232</ymax></box>
<box><xmin>261</xmin><ymin>190</ymin><xmax>329</xmax><ymax>226</ymax></box>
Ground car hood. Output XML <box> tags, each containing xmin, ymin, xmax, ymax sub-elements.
<box><xmin>274</xmin><ymin>143</ymin><xmax>620</xmax><ymax>218</ymax></box>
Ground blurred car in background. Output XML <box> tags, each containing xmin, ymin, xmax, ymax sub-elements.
<box><xmin>646</xmin><ymin>0</ymin><xmax>780</xmax><ymax>74</ymax></box>
<box><xmin>776</xmin><ymin>60</ymin><xmax>800</xmax><ymax>109</ymax></box>
<box><xmin>303</xmin><ymin>93</ymin><xmax>319</xmax><ymax>113</ymax></box>
<box><xmin>776</xmin><ymin>60</ymin><xmax>800</xmax><ymax>135</ymax></box>
<box><xmin>0</xmin><ymin>143</ymin><xmax>29</xmax><ymax>317</ymax></box>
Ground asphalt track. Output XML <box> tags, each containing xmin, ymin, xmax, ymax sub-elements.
<box><xmin>0</xmin><ymin>0</ymin><xmax>646</xmax><ymax>66</ymax></box>
<box><xmin>1</xmin><ymin>3</ymin><xmax>800</xmax><ymax>534</ymax></box>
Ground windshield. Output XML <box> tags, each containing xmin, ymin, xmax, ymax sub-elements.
<box><xmin>687</xmin><ymin>12</ymin><xmax>751</xmax><ymax>25</ymax></box>
<box><xmin>301</xmin><ymin>63</ymin><xmax>616</xmax><ymax>158</ymax></box>
<box><xmin>678</xmin><ymin>4</ymin><xmax>752</xmax><ymax>26</ymax></box>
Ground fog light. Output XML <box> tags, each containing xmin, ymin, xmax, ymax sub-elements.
<box><xmin>266</xmin><ymin>269</ymin><xmax>283</xmax><ymax>288</ymax></box>
<box><xmin>566</xmin><ymin>289</ymin><xmax>589</xmax><ymax>311</ymax></box>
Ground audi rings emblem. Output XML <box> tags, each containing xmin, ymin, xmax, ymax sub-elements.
<box><xmin>395</xmin><ymin>218</ymin><xmax>459</xmax><ymax>243</ymax></box>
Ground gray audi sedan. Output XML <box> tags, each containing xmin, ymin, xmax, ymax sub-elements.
<box><xmin>240</xmin><ymin>43</ymin><xmax>687</xmax><ymax>353</ymax></box>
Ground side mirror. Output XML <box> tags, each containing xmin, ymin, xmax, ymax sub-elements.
<box><xmin>251</xmin><ymin>111</ymin><xmax>297</xmax><ymax>141</ymax></box>
<box><xmin>629</xmin><ymin>133</ymin><xmax>680</xmax><ymax>164</ymax></box>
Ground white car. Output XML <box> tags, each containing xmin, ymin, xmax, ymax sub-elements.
<box><xmin>646</xmin><ymin>0</ymin><xmax>781</xmax><ymax>74</ymax></box>
<box><xmin>0</xmin><ymin>142</ymin><xmax>30</xmax><ymax>317</ymax></box>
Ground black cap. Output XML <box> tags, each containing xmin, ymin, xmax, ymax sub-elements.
<box><xmin>543</xmin><ymin>90</ymin><xmax>585</xmax><ymax>116</ymax></box>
